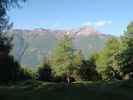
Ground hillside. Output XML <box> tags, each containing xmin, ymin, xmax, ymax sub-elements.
<box><xmin>10</xmin><ymin>26</ymin><xmax>111</xmax><ymax>67</ymax></box>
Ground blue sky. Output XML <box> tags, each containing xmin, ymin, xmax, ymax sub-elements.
<box><xmin>8</xmin><ymin>0</ymin><xmax>133</xmax><ymax>36</ymax></box>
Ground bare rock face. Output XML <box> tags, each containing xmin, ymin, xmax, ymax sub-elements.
<box><xmin>75</xmin><ymin>26</ymin><xmax>101</xmax><ymax>36</ymax></box>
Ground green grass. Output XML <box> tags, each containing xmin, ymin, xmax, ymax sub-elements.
<box><xmin>0</xmin><ymin>80</ymin><xmax>133</xmax><ymax>100</ymax></box>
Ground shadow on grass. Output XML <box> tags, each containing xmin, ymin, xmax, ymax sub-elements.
<box><xmin>0</xmin><ymin>80</ymin><xmax>133</xmax><ymax>100</ymax></box>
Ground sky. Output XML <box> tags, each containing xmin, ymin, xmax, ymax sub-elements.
<box><xmin>8</xmin><ymin>0</ymin><xmax>133</xmax><ymax>36</ymax></box>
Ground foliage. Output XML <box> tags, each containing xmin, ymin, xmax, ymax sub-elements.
<box><xmin>0</xmin><ymin>55</ymin><xmax>21</xmax><ymax>84</ymax></box>
<box><xmin>0</xmin><ymin>0</ymin><xmax>26</xmax><ymax>84</ymax></box>
<box><xmin>79</xmin><ymin>58</ymin><xmax>100</xmax><ymax>81</ymax></box>
<box><xmin>51</xmin><ymin>35</ymin><xmax>82</xmax><ymax>80</ymax></box>
<box><xmin>95</xmin><ymin>36</ymin><xmax>121</xmax><ymax>80</ymax></box>
<box><xmin>79</xmin><ymin>53</ymin><xmax>100</xmax><ymax>81</ymax></box>
<box><xmin>93</xmin><ymin>22</ymin><xmax>133</xmax><ymax>80</ymax></box>
<box><xmin>19</xmin><ymin>67</ymin><xmax>36</xmax><ymax>81</ymax></box>
<box><xmin>113</xmin><ymin>22</ymin><xmax>133</xmax><ymax>79</ymax></box>
<box><xmin>0</xmin><ymin>0</ymin><xmax>26</xmax><ymax>33</ymax></box>
<box><xmin>37</xmin><ymin>56</ymin><xmax>52</xmax><ymax>81</ymax></box>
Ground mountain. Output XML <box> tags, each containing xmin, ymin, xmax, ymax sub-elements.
<box><xmin>10</xmin><ymin>26</ymin><xmax>111</xmax><ymax>67</ymax></box>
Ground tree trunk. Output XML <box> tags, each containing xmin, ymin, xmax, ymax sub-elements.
<box><xmin>66</xmin><ymin>71</ymin><xmax>70</xmax><ymax>88</ymax></box>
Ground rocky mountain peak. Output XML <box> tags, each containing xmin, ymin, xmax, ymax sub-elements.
<box><xmin>75</xmin><ymin>26</ymin><xmax>101</xmax><ymax>36</ymax></box>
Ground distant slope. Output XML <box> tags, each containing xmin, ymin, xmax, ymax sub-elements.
<box><xmin>10</xmin><ymin>26</ymin><xmax>111</xmax><ymax>67</ymax></box>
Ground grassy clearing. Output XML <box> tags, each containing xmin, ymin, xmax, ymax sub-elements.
<box><xmin>0</xmin><ymin>80</ymin><xmax>133</xmax><ymax>100</ymax></box>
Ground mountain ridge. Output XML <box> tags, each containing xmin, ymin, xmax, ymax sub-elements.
<box><xmin>10</xmin><ymin>26</ymin><xmax>111</xmax><ymax>67</ymax></box>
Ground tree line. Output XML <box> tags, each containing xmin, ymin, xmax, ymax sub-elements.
<box><xmin>0</xmin><ymin>0</ymin><xmax>133</xmax><ymax>84</ymax></box>
<box><xmin>36</xmin><ymin>25</ymin><xmax>133</xmax><ymax>83</ymax></box>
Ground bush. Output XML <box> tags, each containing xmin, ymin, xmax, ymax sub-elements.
<box><xmin>79</xmin><ymin>60</ymin><xmax>100</xmax><ymax>81</ymax></box>
<box><xmin>37</xmin><ymin>63</ymin><xmax>52</xmax><ymax>82</ymax></box>
<box><xmin>19</xmin><ymin>67</ymin><xmax>35</xmax><ymax>81</ymax></box>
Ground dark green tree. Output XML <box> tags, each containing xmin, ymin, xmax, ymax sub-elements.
<box><xmin>114</xmin><ymin>22</ymin><xmax>133</xmax><ymax>79</ymax></box>
<box><xmin>37</xmin><ymin>56</ymin><xmax>52</xmax><ymax>81</ymax></box>
<box><xmin>79</xmin><ymin>54</ymin><xmax>100</xmax><ymax>81</ymax></box>
<box><xmin>0</xmin><ymin>0</ymin><xmax>26</xmax><ymax>84</ymax></box>
<box><xmin>19</xmin><ymin>67</ymin><xmax>35</xmax><ymax>81</ymax></box>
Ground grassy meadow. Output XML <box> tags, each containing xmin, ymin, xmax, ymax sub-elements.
<box><xmin>0</xmin><ymin>80</ymin><xmax>133</xmax><ymax>100</ymax></box>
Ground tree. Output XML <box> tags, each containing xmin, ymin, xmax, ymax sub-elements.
<box><xmin>37</xmin><ymin>56</ymin><xmax>52</xmax><ymax>81</ymax></box>
<box><xmin>0</xmin><ymin>0</ymin><xmax>26</xmax><ymax>33</ymax></box>
<box><xmin>0</xmin><ymin>0</ymin><xmax>26</xmax><ymax>84</ymax></box>
<box><xmin>114</xmin><ymin>22</ymin><xmax>133</xmax><ymax>79</ymax></box>
<box><xmin>95</xmin><ymin>36</ymin><xmax>120</xmax><ymax>80</ymax></box>
<box><xmin>51</xmin><ymin>35</ymin><xmax>82</xmax><ymax>83</ymax></box>
<box><xmin>79</xmin><ymin>53</ymin><xmax>100</xmax><ymax>81</ymax></box>
<box><xmin>19</xmin><ymin>67</ymin><xmax>35</xmax><ymax>81</ymax></box>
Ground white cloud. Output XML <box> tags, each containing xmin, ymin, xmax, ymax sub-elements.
<box><xmin>95</xmin><ymin>20</ymin><xmax>112</xmax><ymax>28</ymax></box>
<box><xmin>82</xmin><ymin>21</ymin><xmax>92</xmax><ymax>26</ymax></box>
<box><xmin>82</xmin><ymin>20</ymin><xmax>112</xmax><ymax>28</ymax></box>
